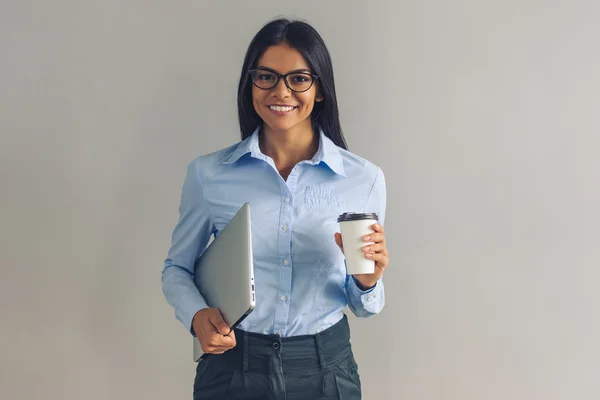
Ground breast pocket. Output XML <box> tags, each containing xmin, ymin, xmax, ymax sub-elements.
<box><xmin>302</xmin><ymin>185</ymin><xmax>351</xmax><ymax>214</ymax></box>
<box><xmin>298</xmin><ymin>187</ymin><xmax>359</xmax><ymax>265</ymax></box>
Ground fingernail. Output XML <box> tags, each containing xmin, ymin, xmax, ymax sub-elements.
<box><xmin>364</xmin><ymin>236</ymin><xmax>371</xmax><ymax>241</ymax></box>
<box><xmin>366</xmin><ymin>253</ymin><xmax>373</xmax><ymax>258</ymax></box>
<box><xmin>364</xmin><ymin>246</ymin><xmax>371</xmax><ymax>252</ymax></box>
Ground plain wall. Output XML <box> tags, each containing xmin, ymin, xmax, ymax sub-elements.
<box><xmin>1</xmin><ymin>1</ymin><xmax>599</xmax><ymax>399</ymax></box>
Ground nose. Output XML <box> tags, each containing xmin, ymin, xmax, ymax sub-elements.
<box><xmin>271</xmin><ymin>76</ymin><xmax>291</xmax><ymax>98</ymax></box>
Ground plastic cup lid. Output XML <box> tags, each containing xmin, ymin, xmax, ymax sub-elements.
<box><xmin>337</xmin><ymin>212</ymin><xmax>379</xmax><ymax>222</ymax></box>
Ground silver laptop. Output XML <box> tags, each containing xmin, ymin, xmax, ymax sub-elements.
<box><xmin>192</xmin><ymin>202</ymin><xmax>255</xmax><ymax>361</ymax></box>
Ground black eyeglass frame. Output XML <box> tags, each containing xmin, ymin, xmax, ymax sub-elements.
<box><xmin>248</xmin><ymin>67</ymin><xmax>319</xmax><ymax>93</ymax></box>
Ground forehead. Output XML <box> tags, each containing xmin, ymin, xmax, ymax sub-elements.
<box><xmin>256</xmin><ymin>44</ymin><xmax>311</xmax><ymax>73</ymax></box>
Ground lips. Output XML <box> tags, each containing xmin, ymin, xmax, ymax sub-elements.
<box><xmin>268</xmin><ymin>105</ymin><xmax>297</xmax><ymax>112</ymax></box>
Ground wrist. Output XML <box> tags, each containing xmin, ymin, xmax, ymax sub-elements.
<box><xmin>353</xmin><ymin>276</ymin><xmax>377</xmax><ymax>291</ymax></box>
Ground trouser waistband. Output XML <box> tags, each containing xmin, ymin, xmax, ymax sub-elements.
<box><xmin>219</xmin><ymin>314</ymin><xmax>352</xmax><ymax>374</ymax></box>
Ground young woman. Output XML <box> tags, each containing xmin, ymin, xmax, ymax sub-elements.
<box><xmin>162</xmin><ymin>18</ymin><xmax>390</xmax><ymax>400</ymax></box>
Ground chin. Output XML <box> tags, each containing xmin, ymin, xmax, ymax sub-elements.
<box><xmin>262</xmin><ymin>118</ymin><xmax>300</xmax><ymax>132</ymax></box>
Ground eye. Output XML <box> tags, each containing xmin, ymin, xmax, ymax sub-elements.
<box><xmin>291</xmin><ymin>75</ymin><xmax>310</xmax><ymax>83</ymax></box>
<box><xmin>258</xmin><ymin>73</ymin><xmax>275</xmax><ymax>81</ymax></box>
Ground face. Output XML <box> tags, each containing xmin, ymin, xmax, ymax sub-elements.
<box><xmin>251</xmin><ymin>43</ymin><xmax>323</xmax><ymax>134</ymax></box>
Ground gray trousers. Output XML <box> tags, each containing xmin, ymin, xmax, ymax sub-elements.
<box><xmin>193</xmin><ymin>314</ymin><xmax>361</xmax><ymax>399</ymax></box>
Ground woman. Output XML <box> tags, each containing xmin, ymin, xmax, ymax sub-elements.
<box><xmin>162</xmin><ymin>18</ymin><xmax>389</xmax><ymax>400</ymax></box>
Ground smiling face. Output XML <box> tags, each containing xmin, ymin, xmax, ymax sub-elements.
<box><xmin>251</xmin><ymin>43</ymin><xmax>323</xmax><ymax>135</ymax></box>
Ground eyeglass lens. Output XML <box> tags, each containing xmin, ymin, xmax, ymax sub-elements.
<box><xmin>250</xmin><ymin>70</ymin><xmax>315</xmax><ymax>92</ymax></box>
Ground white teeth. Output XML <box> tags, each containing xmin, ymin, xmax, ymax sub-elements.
<box><xmin>269</xmin><ymin>105</ymin><xmax>295</xmax><ymax>112</ymax></box>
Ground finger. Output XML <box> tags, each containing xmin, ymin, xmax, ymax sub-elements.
<box><xmin>361</xmin><ymin>243</ymin><xmax>386</xmax><ymax>253</ymax></box>
<box><xmin>201</xmin><ymin>342</ymin><xmax>230</xmax><ymax>353</ymax></box>
<box><xmin>209</xmin><ymin>312</ymin><xmax>231</xmax><ymax>335</ymax></box>
<box><xmin>363</xmin><ymin>232</ymin><xmax>385</xmax><ymax>243</ymax></box>
<box><xmin>366</xmin><ymin>252</ymin><xmax>389</xmax><ymax>266</ymax></box>
<box><xmin>204</xmin><ymin>347</ymin><xmax>229</xmax><ymax>354</ymax></box>
<box><xmin>206</xmin><ymin>343</ymin><xmax>230</xmax><ymax>351</ymax></box>
<box><xmin>210</xmin><ymin>334</ymin><xmax>235</xmax><ymax>346</ymax></box>
<box><xmin>207</xmin><ymin>340</ymin><xmax>234</xmax><ymax>353</ymax></box>
<box><xmin>214</xmin><ymin>331</ymin><xmax>237</xmax><ymax>349</ymax></box>
<box><xmin>225</xmin><ymin>330</ymin><xmax>237</xmax><ymax>347</ymax></box>
<box><xmin>213</xmin><ymin>342</ymin><xmax>234</xmax><ymax>351</ymax></box>
<box><xmin>372</xmin><ymin>223</ymin><xmax>384</xmax><ymax>234</ymax></box>
<box><xmin>216</xmin><ymin>334</ymin><xmax>236</xmax><ymax>347</ymax></box>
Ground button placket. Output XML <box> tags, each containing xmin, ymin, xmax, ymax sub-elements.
<box><xmin>273</xmin><ymin>167</ymin><xmax>300</xmax><ymax>338</ymax></box>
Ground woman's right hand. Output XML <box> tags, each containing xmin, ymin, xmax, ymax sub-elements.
<box><xmin>192</xmin><ymin>308</ymin><xmax>237</xmax><ymax>354</ymax></box>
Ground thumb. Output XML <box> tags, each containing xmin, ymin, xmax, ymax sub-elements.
<box><xmin>210</xmin><ymin>310</ymin><xmax>231</xmax><ymax>335</ymax></box>
<box><xmin>334</xmin><ymin>232</ymin><xmax>344</xmax><ymax>254</ymax></box>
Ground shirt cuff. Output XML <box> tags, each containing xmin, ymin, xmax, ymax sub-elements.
<box><xmin>352</xmin><ymin>276</ymin><xmax>377</xmax><ymax>293</ymax></box>
<box><xmin>348</xmin><ymin>275</ymin><xmax>381</xmax><ymax>307</ymax></box>
<box><xmin>176</xmin><ymin>290</ymin><xmax>209</xmax><ymax>337</ymax></box>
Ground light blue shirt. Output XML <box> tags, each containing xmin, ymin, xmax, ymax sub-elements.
<box><xmin>162</xmin><ymin>127</ymin><xmax>386</xmax><ymax>337</ymax></box>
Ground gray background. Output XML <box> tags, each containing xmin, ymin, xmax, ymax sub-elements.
<box><xmin>1</xmin><ymin>1</ymin><xmax>599</xmax><ymax>399</ymax></box>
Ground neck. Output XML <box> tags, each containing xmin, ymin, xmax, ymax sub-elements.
<box><xmin>259</xmin><ymin>121</ymin><xmax>319</xmax><ymax>172</ymax></box>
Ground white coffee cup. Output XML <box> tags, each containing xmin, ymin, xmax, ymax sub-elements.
<box><xmin>338</xmin><ymin>212</ymin><xmax>379</xmax><ymax>275</ymax></box>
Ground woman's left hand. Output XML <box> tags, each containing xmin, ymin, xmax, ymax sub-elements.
<box><xmin>334</xmin><ymin>223</ymin><xmax>389</xmax><ymax>290</ymax></box>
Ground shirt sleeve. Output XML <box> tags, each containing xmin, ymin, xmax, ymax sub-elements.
<box><xmin>345</xmin><ymin>166</ymin><xmax>387</xmax><ymax>317</ymax></box>
<box><xmin>161</xmin><ymin>159</ymin><xmax>214</xmax><ymax>336</ymax></box>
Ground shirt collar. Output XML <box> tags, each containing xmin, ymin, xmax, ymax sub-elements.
<box><xmin>312</xmin><ymin>127</ymin><xmax>346</xmax><ymax>177</ymax></box>
<box><xmin>223</xmin><ymin>125</ymin><xmax>346</xmax><ymax>177</ymax></box>
<box><xmin>222</xmin><ymin>126</ymin><xmax>262</xmax><ymax>164</ymax></box>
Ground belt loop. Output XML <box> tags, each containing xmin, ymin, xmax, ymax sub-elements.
<box><xmin>243</xmin><ymin>332</ymin><xmax>249</xmax><ymax>372</ymax></box>
<box><xmin>315</xmin><ymin>332</ymin><xmax>327</xmax><ymax>369</ymax></box>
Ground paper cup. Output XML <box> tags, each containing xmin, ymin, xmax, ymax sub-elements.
<box><xmin>338</xmin><ymin>212</ymin><xmax>379</xmax><ymax>275</ymax></box>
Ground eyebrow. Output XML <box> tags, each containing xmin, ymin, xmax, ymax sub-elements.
<box><xmin>256</xmin><ymin>66</ymin><xmax>313</xmax><ymax>74</ymax></box>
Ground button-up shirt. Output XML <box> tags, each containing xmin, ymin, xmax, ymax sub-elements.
<box><xmin>162</xmin><ymin>127</ymin><xmax>386</xmax><ymax>336</ymax></box>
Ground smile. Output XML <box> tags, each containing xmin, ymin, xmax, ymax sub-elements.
<box><xmin>268</xmin><ymin>105</ymin><xmax>297</xmax><ymax>113</ymax></box>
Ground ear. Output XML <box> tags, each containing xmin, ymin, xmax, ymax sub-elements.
<box><xmin>315</xmin><ymin>91</ymin><xmax>324</xmax><ymax>102</ymax></box>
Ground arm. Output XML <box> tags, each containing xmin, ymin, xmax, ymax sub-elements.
<box><xmin>161</xmin><ymin>159</ymin><xmax>214</xmax><ymax>335</ymax></box>
<box><xmin>345</xmin><ymin>166</ymin><xmax>387</xmax><ymax>317</ymax></box>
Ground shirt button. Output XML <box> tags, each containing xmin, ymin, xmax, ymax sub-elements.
<box><xmin>273</xmin><ymin>343</ymin><xmax>280</xmax><ymax>350</ymax></box>
<box><xmin>282</xmin><ymin>224</ymin><xmax>288</xmax><ymax>231</ymax></box>
<box><xmin>284</xmin><ymin>197</ymin><xmax>290</xmax><ymax>203</ymax></box>
<box><xmin>283</xmin><ymin>259</ymin><xmax>289</xmax><ymax>265</ymax></box>
<box><xmin>281</xmin><ymin>295</ymin><xmax>287</xmax><ymax>302</ymax></box>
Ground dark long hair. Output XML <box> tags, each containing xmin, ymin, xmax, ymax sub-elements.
<box><xmin>237</xmin><ymin>18</ymin><xmax>348</xmax><ymax>150</ymax></box>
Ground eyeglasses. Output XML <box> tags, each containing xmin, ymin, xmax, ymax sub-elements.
<box><xmin>248</xmin><ymin>68</ymin><xmax>318</xmax><ymax>93</ymax></box>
